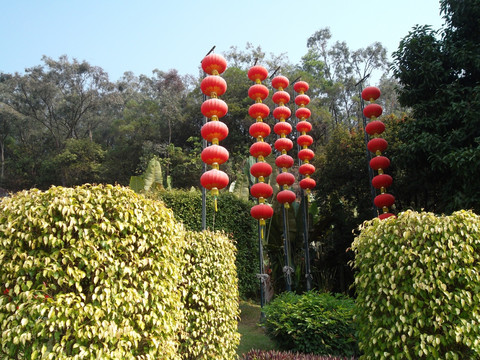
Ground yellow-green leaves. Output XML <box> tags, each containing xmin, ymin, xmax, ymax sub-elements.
<box><xmin>352</xmin><ymin>210</ymin><xmax>480</xmax><ymax>359</ymax></box>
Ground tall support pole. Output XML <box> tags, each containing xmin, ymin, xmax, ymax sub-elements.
<box><xmin>356</xmin><ymin>74</ymin><xmax>377</xmax><ymax>218</ymax></box>
<box><xmin>281</xmin><ymin>204</ymin><xmax>292</xmax><ymax>291</ymax></box>
<box><xmin>257</xmin><ymin>222</ymin><xmax>266</xmax><ymax>320</ymax></box>
<box><xmin>301</xmin><ymin>191</ymin><xmax>312</xmax><ymax>291</ymax></box>
<box><xmin>202</xmin><ymin>93</ymin><xmax>207</xmax><ymax>230</ymax></box>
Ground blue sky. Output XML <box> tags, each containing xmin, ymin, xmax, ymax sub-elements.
<box><xmin>2</xmin><ymin>0</ymin><xmax>445</xmax><ymax>84</ymax></box>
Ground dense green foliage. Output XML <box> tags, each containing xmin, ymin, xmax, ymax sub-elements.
<box><xmin>240</xmin><ymin>349</ymin><xmax>356</xmax><ymax>360</ymax></box>
<box><xmin>352</xmin><ymin>210</ymin><xmax>480</xmax><ymax>359</ymax></box>
<box><xmin>392</xmin><ymin>0</ymin><xmax>480</xmax><ymax>213</ymax></box>
<box><xmin>263</xmin><ymin>292</ymin><xmax>357</xmax><ymax>357</ymax></box>
<box><xmin>180</xmin><ymin>230</ymin><xmax>240</xmax><ymax>359</ymax></box>
<box><xmin>0</xmin><ymin>184</ymin><xmax>185</xmax><ymax>359</ymax></box>
<box><xmin>0</xmin><ymin>184</ymin><xmax>240</xmax><ymax>359</ymax></box>
<box><xmin>152</xmin><ymin>189</ymin><xmax>259</xmax><ymax>299</ymax></box>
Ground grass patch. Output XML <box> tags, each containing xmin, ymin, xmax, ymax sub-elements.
<box><xmin>237</xmin><ymin>301</ymin><xmax>278</xmax><ymax>357</ymax></box>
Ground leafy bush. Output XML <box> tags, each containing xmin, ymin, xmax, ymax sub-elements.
<box><xmin>240</xmin><ymin>349</ymin><xmax>357</xmax><ymax>359</ymax></box>
<box><xmin>153</xmin><ymin>189</ymin><xmax>259</xmax><ymax>299</ymax></box>
<box><xmin>180</xmin><ymin>230</ymin><xmax>240</xmax><ymax>359</ymax></box>
<box><xmin>352</xmin><ymin>210</ymin><xmax>480</xmax><ymax>359</ymax></box>
<box><xmin>0</xmin><ymin>184</ymin><xmax>185</xmax><ymax>359</ymax></box>
<box><xmin>0</xmin><ymin>184</ymin><xmax>240</xmax><ymax>359</ymax></box>
<box><xmin>263</xmin><ymin>291</ymin><xmax>357</xmax><ymax>357</ymax></box>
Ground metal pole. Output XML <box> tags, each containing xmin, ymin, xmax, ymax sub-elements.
<box><xmin>301</xmin><ymin>191</ymin><xmax>312</xmax><ymax>291</ymax></box>
<box><xmin>355</xmin><ymin>74</ymin><xmax>377</xmax><ymax>218</ymax></box>
<box><xmin>258</xmin><ymin>222</ymin><xmax>266</xmax><ymax>320</ymax></box>
<box><xmin>202</xmin><ymin>93</ymin><xmax>207</xmax><ymax>230</ymax></box>
<box><xmin>281</xmin><ymin>204</ymin><xmax>292</xmax><ymax>292</ymax></box>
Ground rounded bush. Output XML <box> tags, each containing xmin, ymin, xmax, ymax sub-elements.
<box><xmin>352</xmin><ymin>210</ymin><xmax>480</xmax><ymax>359</ymax></box>
<box><xmin>0</xmin><ymin>184</ymin><xmax>185</xmax><ymax>359</ymax></box>
<box><xmin>263</xmin><ymin>291</ymin><xmax>357</xmax><ymax>357</ymax></box>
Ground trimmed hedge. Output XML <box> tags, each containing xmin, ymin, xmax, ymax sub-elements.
<box><xmin>263</xmin><ymin>291</ymin><xmax>357</xmax><ymax>357</ymax></box>
<box><xmin>180</xmin><ymin>230</ymin><xmax>240</xmax><ymax>359</ymax></box>
<box><xmin>0</xmin><ymin>184</ymin><xmax>240</xmax><ymax>359</ymax></box>
<box><xmin>352</xmin><ymin>210</ymin><xmax>480</xmax><ymax>359</ymax></box>
<box><xmin>152</xmin><ymin>189</ymin><xmax>259</xmax><ymax>299</ymax></box>
<box><xmin>240</xmin><ymin>349</ymin><xmax>357</xmax><ymax>359</ymax></box>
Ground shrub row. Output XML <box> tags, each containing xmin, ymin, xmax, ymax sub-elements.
<box><xmin>0</xmin><ymin>184</ymin><xmax>239</xmax><ymax>359</ymax></box>
<box><xmin>352</xmin><ymin>210</ymin><xmax>480</xmax><ymax>359</ymax></box>
<box><xmin>263</xmin><ymin>291</ymin><xmax>357</xmax><ymax>357</ymax></box>
<box><xmin>240</xmin><ymin>349</ymin><xmax>357</xmax><ymax>360</ymax></box>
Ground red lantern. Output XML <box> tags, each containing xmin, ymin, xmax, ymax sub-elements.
<box><xmin>250</xmin><ymin>142</ymin><xmax>272</xmax><ymax>158</ymax></box>
<box><xmin>201</xmin><ymin>121</ymin><xmax>229</xmax><ymax>143</ymax></box>
<box><xmin>272</xmin><ymin>75</ymin><xmax>289</xmax><ymax>90</ymax></box>
<box><xmin>272</xmin><ymin>91</ymin><xmax>290</xmax><ymax>105</ymax></box>
<box><xmin>295</xmin><ymin>107</ymin><xmax>311</xmax><ymax>120</ymax></box>
<box><xmin>250</xmin><ymin>182</ymin><xmax>273</xmax><ymax>199</ymax></box>
<box><xmin>274</xmin><ymin>138</ymin><xmax>293</xmax><ymax>152</ymax></box>
<box><xmin>250</xmin><ymin>162</ymin><xmax>272</xmax><ymax>178</ymax></box>
<box><xmin>299</xmin><ymin>163</ymin><xmax>315</xmax><ymax>176</ymax></box>
<box><xmin>297</xmin><ymin>134</ymin><xmax>313</xmax><ymax>147</ymax></box>
<box><xmin>298</xmin><ymin>148</ymin><xmax>315</xmax><ymax>162</ymax></box>
<box><xmin>372</xmin><ymin>174</ymin><xmax>393</xmax><ymax>189</ymax></box>
<box><xmin>374</xmin><ymin>193</ymin><xmax>395</xmax><ymax>208</ymax></box>
<box><xmin>248</xmin><ymin>84</ymin><xmax>269</xmax><ymax>102</ymax></box>
<box><xmin>277</xmin><ymin>190</ymin><xmax>296</xmax><ymax>204</ymax></box>
<box><xmin>273</xmin><ymin>106</ymin><xmax>292</xmax><ymax>120</ymax></box>
<box><xmin>273</xmin><ymin>122</ymin><xmax>292</xmax><ymax>136</ymax></box>
<box><xmin>365</xmin><ymin>120</ymin><xmax>386</xmax><ymax>136</ymax></box>
<box><xmin>202</xmin><ymin>53</ymin><xmax>227</xmax><ymax>75</ymax></box>
<box><xmin>201</xmin><ymin>145</ymin><xmax>229</xmax><ymax>165</ymax></box>
<box><xmin>300</xmin><ymin>177</ymin><xmax>316</xmax><ymax>190</ymax></box>
<box><xmin>276</xmin><ymin>172</ymin><xmax>295</xmax><ymax>187</ymax></box>
<box><xmin>363</xmin><ymin>103</ymin><xmax>383</xmax><ymax>119</ymax></box>
<box><xmin>379</xmin><ymin>213</ymin><xmax>396</xmax><ymax>220</ymax></box>
<box><xmin>367</xmin><ymin>138</ymin><xmax>388</xmax><ymax>153</ymax></box>
<box><xmin>248</xmin><ymin>65</ymin><xmax>268</xmax><ymax>82</ymax></box>
<box><xmin>200</xmin><ymin>169</ymin><xmax>229</xmax><ymax>190</ymax></box>
<box><xmin>249</xmin><ymin>122</ymin><xmax>271</xmax><ymax>139</ymax></box>
<box><xmin>296</xmin><ymin>121</ymin><xmax>312</xmax><ymax>134</ymax></box>
<box><xmin>295</xmin><ymin>94</ymin><xmax>310</xmax><ymax>106</ymax></box>
<box><xmin>251</xmin><ymin>203</ymin><xmax>274</xmax><ymax>221</ymax></box>
<box><xmin>249</xmin><ymin>103</ymin><xmax>270</xmax><ymax>119</ymax></box>
<box><xmin>362</xmin><ymin>86</ymin><xmax>381</xmax><ymax>101</ymax></box>
<box><xmin>201</xmin><ymin>98</ymin><xmax>228</xmax><ymax>119</ymax></box>
<box><xmin>370</xmin><ymin>156</ymin><xmax>390</xmax><ymax>171</ymax></box>
<box><xmin>201</xmin><ymin>76</ymin><xmax>227</xmax><ymax>97</ymax></box>
<box><xmin>275</xmin><ymin>154</ymin><xmax>294</xmax><ymax>169</ymax></box>
<box><xmin>293</xmin><ymin>81</ymin><xmax>309</xmax><ymax>94</ymax></box>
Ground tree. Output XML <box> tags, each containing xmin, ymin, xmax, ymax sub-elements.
<box><xmin>392</xmin><ymin>0</ymin><xmax>480</xmax><ymax>213</ymax></box>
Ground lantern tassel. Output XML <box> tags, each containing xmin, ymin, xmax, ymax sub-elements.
<box><xmin>214</xmin><ymin>196</ymin><xmax>218</xmax><ymax>212</ymax></box>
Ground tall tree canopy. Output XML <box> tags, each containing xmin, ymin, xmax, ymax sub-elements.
<box><xmin>392</xmin><ymin>0</ymin><xmax>480</xmax><ymax>213</ymax></box>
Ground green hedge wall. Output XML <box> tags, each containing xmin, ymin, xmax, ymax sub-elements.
<box><xmin>352</xmin><ymin>210</ymin><xmax>480</xmax><ymax>359</ymax></box>
<box><xmin>153</xmin><ymin>189</ymin><xmax>259</xmax><ymax>299</ymax></box>
<box><xmin>0</xmin><ymin>185</ymin><xmax>240</xmax><ymax>359</ymax></box>
<box><xmin>180</xmin><ymin>230</ymin><xmax>240</xmax><ymax>359</ymax></box>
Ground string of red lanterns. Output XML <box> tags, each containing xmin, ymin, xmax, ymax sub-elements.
<box><xmin>272</xmin><ymin>75</ymin><xmax>296</xmax><ymax>208</ymax></box>
<box><xmin>294</xmin><ymin>81</ymin><xmax>316</xmax><ymax>193</ymax></box>
<box><xmin>200</xmin><ymin>53</ymin><xmax>229</xmax><ymax>212</ymax></box>
<box><xmin>362</xmin><ymin>86</ymin><xmax>395</xmax><ymax>220</ymax></box>
<box><xmin>248</xmin><ymin>65</ymin><xmax>274</xmax><ymax>238</ymax></box>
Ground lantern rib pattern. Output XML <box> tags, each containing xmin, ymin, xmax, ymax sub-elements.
<box><xmin>362</xmin><ymin>86</ymin><xmax>396</xmax><ymax>220</ymax></box>
<box><xmin>294</xmin><ymin>81</ymin><xmax>316</xmax><ymax>193</ymax></box>
<box><xmin>272</xmin><ymin>76</ymin><xmax>296</xmax><ymax>208</ymax></box>
<box><xmin>248</xmin><ymin>65</ymin><xmax>273</xmax><ymax>239</ymax></box>
<box><xmin>200</xmin><ymin>53</ymin><xmax>229</xmax><ymax>212</ymax></box>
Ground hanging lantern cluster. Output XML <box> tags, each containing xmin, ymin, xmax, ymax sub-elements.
<box><xmin>248</xmin><ymin>65</ymin><xmax>274</xmax><ymax>237</ymax></box>
<box><xmin>362</xmin><ymin>86</ymin><xmax>395</xmax><ymax>220</ymax></box>
<box><xmin>294</xmin><ymin>81</ymin><xmax>316</xmax><ymax>193</ymax></box>
<box><xmin>271</xmin><ymin>75</ymin><xmax>296</xmax><ymax>208</ymax></box>
<box><xmin>200</xmin><ymin>53</ymin><xmax>229</xmax><ymax>211</ymax></box>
